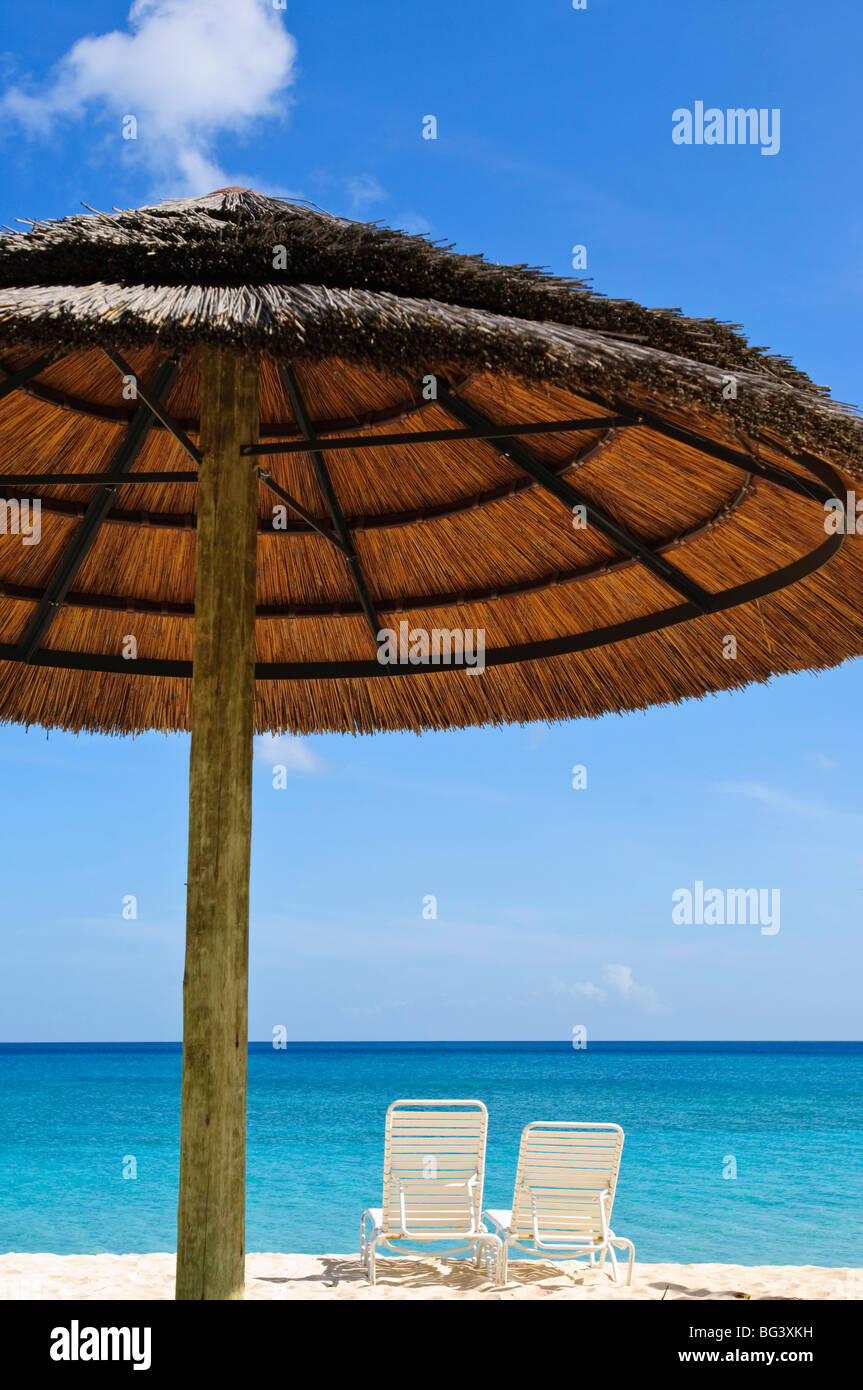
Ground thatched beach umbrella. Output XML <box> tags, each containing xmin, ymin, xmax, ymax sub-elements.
<box><xmin>1</xmin><ymin>189</ymin><xmax>862</xmax><ymax>1298</ymax></box>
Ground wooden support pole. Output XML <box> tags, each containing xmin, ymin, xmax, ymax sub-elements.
<box><xmin>176</xmin><ymin>349</ymin><xmax>259</xmax><ymax>1301</ymax></box>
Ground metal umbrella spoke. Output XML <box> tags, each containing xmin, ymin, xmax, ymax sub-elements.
<box><xmin>434</xmin><ymin>382</ymin><xmax>715</xmax><ymax>612</ymax></box>
<box><xmin>15</xmin><ymin>357</ymin><xmax>180</xmax><ymax>662</ymax></box>
<box><xmin>279</xmin><ymin>362</ymin><xmax>382</xmax><ymax>644</ymax></box>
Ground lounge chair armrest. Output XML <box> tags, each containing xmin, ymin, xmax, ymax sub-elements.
<box><xmin>482</xmin><ymin>1209</ymin><xmax>513</xmax><ymax>1235</ymax></box>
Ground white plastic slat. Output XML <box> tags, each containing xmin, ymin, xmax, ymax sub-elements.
<box><xmin>388</xmin><ymin>1112</ymin><xmax>485</xmax><ymax>1123</ymax></box>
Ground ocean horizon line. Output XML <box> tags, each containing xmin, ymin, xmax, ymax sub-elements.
<box><xmin>1</xmin><ymin>1038</ymin><xmax>861</xmax><ymax>1049</ymax></box>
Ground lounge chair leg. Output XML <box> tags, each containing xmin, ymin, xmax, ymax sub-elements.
<box><xmin>606</xmin><ymin>1243</ymin><xmax>620</xmax><ymax>1285</ymax></box>
<box><xmin>368</xmin><ymin>1240</ymin><xmax>376</xmax><ymax>1287</ymax></box>
<box><xmin>482</xmin><ymin>1236</ymin><xmax>502</xmax><ymax>1285</ymax></box>
<box><xmin>611</xmin><ymin>1237</ymin><xmax>635</xmax><ymax>1287</ymax></box>
<box><xmin>474</xmin><ymin>1240</ymin><xmax>483</xmax><ymax>1269</ymax></box>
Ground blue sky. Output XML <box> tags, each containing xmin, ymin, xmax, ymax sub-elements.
<box><xmin>1</xmin><ymin>0</ymin><xmax>861</xmax><ymax>1041</ymax></box>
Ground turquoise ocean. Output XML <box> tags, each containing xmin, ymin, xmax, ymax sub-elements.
<box><xmin>1</xmin><ymin>1042</ymin><xmax>861</xmax><ymax>1263</ymax></box>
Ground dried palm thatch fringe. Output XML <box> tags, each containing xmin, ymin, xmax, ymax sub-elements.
<box><xmin>0</xmin><ymin>190</ymin><xmax>833</xmax><ymax>394</ymax></box>
<box><xmin>1</xmin><ymin>281</ymin><xmax>861</xmax><ymax>466</ymax></box>
<box><xmin>0</xmin><ymin>189</ymin><xmax>861</xmax><ymax>735</ymax></box>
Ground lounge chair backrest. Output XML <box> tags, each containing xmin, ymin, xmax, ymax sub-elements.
<box><xmin>509</xmin><ymin>1121</ymin><xmax>624</xmax><ymax>1241</ymax></box>
<box><xmin>382</xmin><ymin>1099</ymin><xmax>488</xmax><ymax>1235</ymax></box>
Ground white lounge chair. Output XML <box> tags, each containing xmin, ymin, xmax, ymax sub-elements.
<box><xmin>360</xmin><ymin>1099</ymin><xmax>502</xmax><ymax>1285</ymax></box>
<box><xmin>484</xmin><ymin>1121</ymin><xmax>635</xmax><ymax>1285</ymax></box>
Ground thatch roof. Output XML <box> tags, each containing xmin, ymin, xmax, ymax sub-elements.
<box><xmin>0</xmin><ymin>188</ymin><xmax>861</xmax><ymax>735</ymax></box>
<box><xmin>0</xmin><ymin>190</ymin><xmax>828</xmax><ymax>381</ymax></box>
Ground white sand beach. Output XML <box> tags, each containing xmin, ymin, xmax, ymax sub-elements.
<box><xmin>0</xmin><ymin>1254</ymin><xmax>858</xmax><ymax>1301</ymax></box>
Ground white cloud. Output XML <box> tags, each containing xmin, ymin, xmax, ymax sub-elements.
<box><xmin>1</xmin><ymin>0</ymin><xmax>298</xmax><ymax>193</ymax></box>
<box><xmin>344</xmin><ymin>174</ymin><xmax>386</xmax><ymax>212</ymax></box>
<box><xmin>554</xmin><ymin>963</ymin><xmax>660</xmax><ymax>1011</ymax></box>
<box><xmin>254</xmin><ymin>733</ymin><xmax>324</xmax><ymax>775</ymax></box>
<box><xmin>395</xmin><ymin>211</ymin><xmax>432</xmax><ymax>237</ymax></box>
<box><xmin>603</xmin><ymin>963</ymin><xmax>660</xmax><ymax>1011</ymax></box>
<box><xmin>805</xmin><ymin>752</ymin><xmax>837</xmax><ymax>771</ymax></box>
<box><xmin>572</xmin><ymin>980</ymin><xmax>608</xmax><ymax>1001</ymax></box>
<box><xmin>719</xmin><ymin>779</ymin><xmax>825</xmax><ymax>818</ymax></box>
<box><xmin>719</xmin><ymin>778</ymin><xmax>863</xmax><ymax>855</ymax></box>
